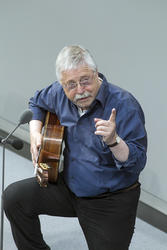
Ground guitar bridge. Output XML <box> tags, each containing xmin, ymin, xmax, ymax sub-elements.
<box><xmin>36</xmin><ymin>163</ymin><xmax>51</xmax><ymax>188</ymax></box>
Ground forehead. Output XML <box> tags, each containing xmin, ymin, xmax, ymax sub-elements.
<box><xmin>60</xmin><ymin>65</ymin><xmax>94</xmax><ymax>83</ymax></box>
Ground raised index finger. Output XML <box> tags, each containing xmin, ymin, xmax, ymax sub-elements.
<box><xmin>109</xmin><ymin>108</ymin><xmax>116</xmax><ymax>122</ymax></box>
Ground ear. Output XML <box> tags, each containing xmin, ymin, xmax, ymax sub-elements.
<box><xmin>94</xmin><ymin>69</ymin><xmax>99</xmax><ymax>81</ymax></box>
<box><xmin>95</xmin><ymin>68</ymin><xmax>98</xmax><ymax>75</ymax></box>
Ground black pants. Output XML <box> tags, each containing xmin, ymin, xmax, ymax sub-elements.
<box><xmin>3</xmin><ymin>174</ymin><xmax>140</xmax><ymax>250</ymax></box>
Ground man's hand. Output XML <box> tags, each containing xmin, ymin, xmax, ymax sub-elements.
<box><xmin>29</xmin><ymin>120</ymin><xmax>43</xmax><ymax>166</ymax></box>
<box><xmin>94</xmin><ymin>108</ymin><xmax>117</xmax><ymax>145</ymax></box>
<box><xmin>95</xmin><ymin>108</ymin><xmax>129</xmax><ymax>162</ymax></box>
<box><xmin>29</xmin><ymin>120</ymin><xmax>49</xmax><ymax>186</ymax></box>
<box><xmin>30</xmin><ymin>131</ymin><xmax>42</xmax><ymax>166</ymax></box>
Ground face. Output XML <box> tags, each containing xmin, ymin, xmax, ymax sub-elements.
<box><xmin>60</xmin><ymin>65</ymin><xmax>102</xmax><ymax>110</ymax></box>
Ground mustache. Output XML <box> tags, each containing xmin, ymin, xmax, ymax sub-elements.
<box><xmin>74</xmin><ymin>91</ymin><xmax>91</xmax><ymax>102</ymax></box>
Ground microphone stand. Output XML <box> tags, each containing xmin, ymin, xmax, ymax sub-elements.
<box><xmin>0</xmin><ymin>124</ymin><xmax>21</xmax><ymax>250</ymax></box>
<box><xmin>0</xmin><ymin>109</ymin><xmax>32</xmax><ymax>250</ymax></box>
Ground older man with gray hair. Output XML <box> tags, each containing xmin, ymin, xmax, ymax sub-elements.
<box><xmin>3</xmin><ymin>45</ymin><xmax>147</xmax><ymax>250</ymax></box>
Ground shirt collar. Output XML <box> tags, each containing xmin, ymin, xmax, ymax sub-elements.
<box><xmin>94</xmin><ymin>73</ymin><xmax>109</xmax><ymax>109</ymax></box>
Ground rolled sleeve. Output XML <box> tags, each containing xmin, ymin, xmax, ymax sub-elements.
<box><xmin>28</xmin><ymin>82</ymin><xmax>59</xmax><ymax>122</ymax></box>
<box><xmin>114</xmin><ymin>142</ymin><xmax>147</xmax><ymax>173</ymax></box>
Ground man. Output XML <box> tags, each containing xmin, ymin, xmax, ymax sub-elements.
<box><xmin>3</xmin><ymin>45</ymin><xmax>147</xmax><ymax>250</ymax></box>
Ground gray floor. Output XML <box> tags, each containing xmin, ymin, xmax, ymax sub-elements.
<box><xmin>0</xmin><ymin>146</ymin><xmax>167</xmax><ymax>250</ymax></box>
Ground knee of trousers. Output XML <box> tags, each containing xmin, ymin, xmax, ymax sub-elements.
<box><xmin>2</xmin><ymin>182</ymin><xmax>21</xmax><ymax>214</ymax></box>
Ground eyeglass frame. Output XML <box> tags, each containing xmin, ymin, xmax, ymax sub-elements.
<box><xmin>62</xmin><ymin>72</ymin><xmax>96</xmax><ymax>91</ymax></box>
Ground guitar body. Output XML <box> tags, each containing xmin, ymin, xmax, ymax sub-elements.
<box><xmin>37</xmin><ymin>112</ymin><xmax>64</xmax><ymax>187</ymax></box>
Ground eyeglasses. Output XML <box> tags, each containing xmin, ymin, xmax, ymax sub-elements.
<box><xmin>62</xmin><ymin>73</ymin><xmax>95</xmax><ymax>91</ymax></box>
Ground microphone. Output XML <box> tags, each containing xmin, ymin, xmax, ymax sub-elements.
<box><xmin>0</xmin><ymin>136</ymin><xmax>23</xmax><ymax>150</ymax></box>
<box><xmin>19</xmin><ymin>109</ymin><xmax>33</xmax><ymax>125</ymax></box>
<box><xmin>1</xmin><ymin>109</ymin><xmax>33</xmax><ymax>144</ymax></box>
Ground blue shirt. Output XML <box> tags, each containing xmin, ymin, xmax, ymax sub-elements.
<box><xmin>29</xmin><ymin>73</ymin><xmax>147</xmax><ymax>197</ymax></box>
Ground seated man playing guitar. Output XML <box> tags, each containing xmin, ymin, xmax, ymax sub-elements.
<box><xmin>3</xmin><ymin>45</ymin><xmax>147</xmax><ymax>250</ymax></box>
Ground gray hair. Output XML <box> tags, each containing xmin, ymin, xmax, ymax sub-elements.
<box><xmin>55</xmin><ymin>45</ymin><xmax>97</xmax><ymax>82</ymax></box>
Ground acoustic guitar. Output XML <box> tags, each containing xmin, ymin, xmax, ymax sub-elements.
<box><xmin>36</xmin><ymin>112</ymin><xmax>64</xmax><ymax>187</ymax></box>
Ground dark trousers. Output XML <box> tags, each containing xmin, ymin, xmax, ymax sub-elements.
<box><xmin>3</xmin><ymin>174</ymin><xmax>140</xmax><ymax>250</ymax></box>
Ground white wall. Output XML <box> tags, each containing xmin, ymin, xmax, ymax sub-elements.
<box><xmin>0</xmin><ymin>0</ymin><xmax>167</xmax><ymax>213</ymax></box>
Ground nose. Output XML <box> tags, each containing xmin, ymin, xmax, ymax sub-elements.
<box><xmin>76</xmin><ymin>83</ymin><xmax>85</xmax><ymax>94</ymax></box>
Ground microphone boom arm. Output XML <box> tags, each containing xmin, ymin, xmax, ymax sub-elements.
<box><xmin>1</xmin><ymin>124</ymin><xmax>20</xmax><ymax>144</ymax></box>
